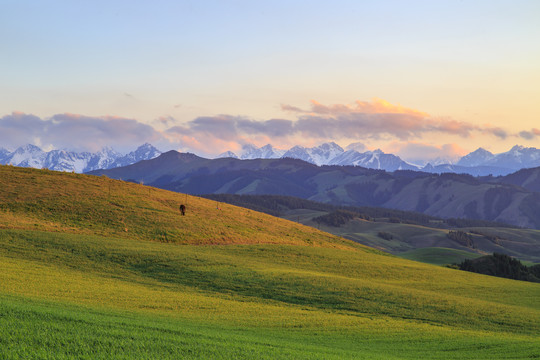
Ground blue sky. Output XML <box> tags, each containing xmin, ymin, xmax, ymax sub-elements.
<box><xmin>1</xmin><ymin>0</ymin><xmax>539</xmax><ymax>161</ymax></box>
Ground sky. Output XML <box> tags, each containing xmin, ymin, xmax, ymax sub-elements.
<box><xmin>1</xmin><ymin>0</ymin><xmax>539</xmax><ymax>163</ymax></box>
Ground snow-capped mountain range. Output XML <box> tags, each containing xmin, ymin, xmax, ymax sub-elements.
<box><xmin>0</xmin><ymin>143</ymin><xmax>161</xmax><ymax>173</ymax></box>
<box><xmin>3</xmin><ymin>141</ymin><xmax>540</xmax><ymax>176</ymax></box>
<box><xmin>218</xmin><ymin>143</ymin><xmax>540</xmax><ymax>175</ymax></box>
<box><xmin>218</xmin><ymin>142</ymin><xmax>419</xmax><ymax>171</ymax></box>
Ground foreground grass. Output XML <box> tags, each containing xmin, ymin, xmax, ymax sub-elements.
<box><xmin>1</xmin><ymin>294</ymin><xmax>538</xmax><ymax>360</ymax></box>
<box><xmin>0</xmin><ymin>166</ymin><xmax>539</xmax><ymax>358</ymax></box>
<box><xmin>1</xmin><ymin>229</ymin><xmax>539</xmax><ymax>359</ymax></box>
<box><xmin>398</xmin><ymin>247</ymin><xmax>483</xmax><ymax>265</ymax></box>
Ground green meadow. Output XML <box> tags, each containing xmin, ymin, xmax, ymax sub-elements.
<box><xmin>0</xmin><ymin>165</ymin><xmax>539</xmax><ymax>359</ymax></box>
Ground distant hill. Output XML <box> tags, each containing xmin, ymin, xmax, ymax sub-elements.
<box><xmin>496</xmin><ymin>167</ymin><xmax>540</xmax><ymax>192</ymax></box>
<box><xmin>203</xmin><ymin>194</ymin><xmax>540</xmax><ymax>263</ymax></box>
<box><xmin>90</xmin><ymin>151</ymin><xmax>540</xmax><ymax>229</ymax></box>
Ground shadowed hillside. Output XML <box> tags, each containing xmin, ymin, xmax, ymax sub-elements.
<box><xmin>90</xmin><ymin>152</ymin><xmax>540</xmax><ymax>229</ymax></box>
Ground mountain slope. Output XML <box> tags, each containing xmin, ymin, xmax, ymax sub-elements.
<box><xmin>90</xmin><ymin>152</ymin><xmax>540</xmax><ymax>229</ymax></box>
<box><xmin>497</xmin><ymin>167</ymin><xmax>540</xmax><ymax>193</ymax></box>
<box><xmin>1</xmin><ymin>165</ymin><xmax>539</xmax><ymax>358</ymax></box>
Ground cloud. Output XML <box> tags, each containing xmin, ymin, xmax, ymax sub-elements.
<box><xmin>386</xmin><ymin>141</ymin><xmax>468</xmax><ymax>165</ymax></box>
<box><xmin>519</xmin><ymin>128</ymin><xmax>540</xmax><ymax>140</ymax></box>
<box><xmin>279</xmin><ymin>100</ymin><xmax>508</xmax><ymax>141</ymax></box>
<box><xmin>0</xmin><ymin>99</ymin><xmax>526</xmax><ymax>157</ymax></box>
<box><xmin>144</xmin><ymin>99</ymin><xmax>515</xmax><ymax>155</ymax></box>
<box><xmin>0</xmin><ymin>112</ymin><xmax>168</xmax><ymax>152</ymax></box>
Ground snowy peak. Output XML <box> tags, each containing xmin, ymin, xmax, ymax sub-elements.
<box><xmin>329</xmin><ymin>149</ymin><xmax>418</xmax><ymax>171</ymax></box>
<box><xmin>282</xmin><ymin>145</ymin><xmax>312</xmax><ymax>163</ymax></box>
<box><xmin>239</xmin><ymin>144</ymin><xmax>285</xmax><ymax>160</ymax></box>
<box><xmin>4</xmin><ymin>144</ymin><xmax>46</xmax><ymax>168</ymax></box>
<box><xmin>112</xmin><ymin>143</ymin><xmax>162</xmax><ymax>168</ymax></box>
<box><xmin>0</xmin><ymin>144</ymin><xmax>162</xmax><ymax>173</ymax></box>
<box><xmin>217</xmin><ymin>151</ymin><xmax>238</xmax><ymax>159</ymax></box>
<box><xmin>308</xmin><ymin>142</ymin><xmax>344</xmax><ymax>166</ymax></box>
<box><xmin>457</xmin><ymin>145</ymin><xmax>540</xmax><ymax>170</ymax></box>
<box><xmin>0</xmin><ymin>147</ymin><xmax>12</xmax><ymax>163</ymax></box>
<box><xmin>280</xmin><ymin>142</ymin><xmax>345</xmax><ymax>166</ymax></box>
<box><xmin>222</xmin><ymin>142</ymin><xmax>419</xmax><ymax>170</ymax></box>
<box><xmin>457</xmin><ymin>148</ymin><xmax>495</xmax><ymax>167</ymax></box>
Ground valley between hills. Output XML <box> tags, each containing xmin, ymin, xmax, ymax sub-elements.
<box><xmin>0</xmin><ymin>164</ymin><xmax>539</xmax><ymax>359</ymax></box>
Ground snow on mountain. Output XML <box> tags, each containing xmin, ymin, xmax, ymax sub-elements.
<box><xmin>216</xmin><ymin>151</ymin><xmax>238</xmax><ymax>159</ymax></box>
<box><xmin>430</xmin><ymin>157</ymin><xmax>453</xmax><ymax>166</ymax></box>
<box><xmin>239</xmin><ymin>144</ymin><xmax>285</xmax><ymax>159</ymax></box>
<box><xmin>111</xmin><ymin>143</ymin><xmax>162</xmax><ymax>168</ymax></box>
<box><xmin>457</xmin><ymin>148</ymin><xmax>495</xmax><ymax>167</ymax></box>
<box><xmin>329</xmin><ymin>149</ymin><xmax>419</xmax><ymax>171</ymax></box>
<box><xmin>0</xmin><ymin>147</ymin><xmax>10</xmax><ymax>163</ymax></box>
<box><xmin>224</xmin><ymin>142</ymin><xmax>422</xmax><ymax>170</ymax></box>
<box><xmin>308</xmin><ymin>142</ymin><xmax>344</xmax><ymax>166</ymax></box>
<box><xmin>3</xmin><ymin>144</ymin><xmax>46</xmax><ymax>168</ymax></box>
<box><xmin>43</xmin><ymin>150</ymin><xmax>93</xmax><ymax>172</ymax></box>
<box><xmin>214</xmin><ymin>143</ymin><xmax>540</xmax><ymax>174</ymax></box>
<box><xmin>485</xmin><ymin>145</ymin><xmax>540</xmax><ymax>169</ymax></box>
<box><xmin>281</xmin><ymin>142</ymin><xmax>344</xmax><ymax>166</ymax></box>
<box><xmin>0</xmin><ymin>144</ymin><xmax>162</xmax><ymax>173</ymax></box>
<box><xmin>457</xmin><ymin>146</ymin><xmax>540</xmax><ymax>171</ymax></box>
<box><xmin>282</xmin><ymin>145</ymin><xmax>313</xmax><ymax>163</ymax></box>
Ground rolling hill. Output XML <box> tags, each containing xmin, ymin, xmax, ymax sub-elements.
<box><xmin>1</xmin><ymin>165</ymin><xmax>539</xmax><ymax>359</ymax></box>
<box><xmin>202</xmin><ymin>193</ymin><xmax>540</xmax><ymax>264</ymax></box>
<box><xmin>90</xmin><ymin>151</ymin><xmax>540</xmax><ymax>229</ymax></box>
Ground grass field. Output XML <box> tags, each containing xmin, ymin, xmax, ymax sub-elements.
<box><xmin>281</xmin><ymin>209</ymin><xmax>540</xmax><ymax>264</ymax></box>
<box><xmin>0</xmin><ymin>165</ymin><xmax>539</xmax><ymax>359</ymax></box>
<box><xmin>398</xmin><ymin>247</ymin><xmax>483</xmax><ymax>265</ymax></box>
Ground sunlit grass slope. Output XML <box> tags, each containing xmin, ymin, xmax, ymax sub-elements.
<box><xmin>0</xmin><ymin>165</ymin><xmax>539</xmax><ymax>359</ymax></box>
<box><xmin>0</xmin><ymin>165</ymin><xmax>356</xmax><ymax>248</ymax></box>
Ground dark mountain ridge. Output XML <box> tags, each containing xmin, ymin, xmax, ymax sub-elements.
<box><xmin>89</xmin><ymin>151</ymin><xmax>540</xmax><ymax>229</ymax></box>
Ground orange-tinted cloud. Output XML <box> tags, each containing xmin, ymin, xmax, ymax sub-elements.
<box><xmin>279</xmin><ymin>99</ymin><xmax>508</xmax><ymax>140</ymax></box>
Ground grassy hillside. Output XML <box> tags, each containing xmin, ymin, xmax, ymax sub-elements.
<box><xmin>279</xmin><ymin>208</ymin><xmax>540</xmax><ymax>263</ymax></box>
<box><xmin>0</xmin><ymin>165</ymin><xmax>355</xmax><ymax>248</ymax></box>
<box><xmin>1</xmin><ymin>165</ymin><xmax>539</xmax><ymax>359</ymax></box>
<box><xmin>91</xmin><ymin>152</ymin><xmax>540</xmax><ymax>228</ymax></box>
<box><xmin>203</xmin><ymin>194</ymin><xmax>540</xmax><ymax>264</ymax></box>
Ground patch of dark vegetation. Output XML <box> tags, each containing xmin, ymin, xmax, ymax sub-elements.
<box><xmin>377</xmin><ymin>231</ymin><xmax>394</xmax><ymax>240</ymax></box>
<box><xmin>459</xmin><ymin>253</ymin><xmax>540</xmax><ymax>283</ymax></box>
<box><xmin>447</xmin><ymin>230</ymin><xmax>475</xmax><ymax>248</ymax></box>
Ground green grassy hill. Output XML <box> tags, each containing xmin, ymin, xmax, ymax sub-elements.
<box><xmin>1</xmin><ymin>165</ymin><xmax>539</xmax><ymax>359</ymax></box>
